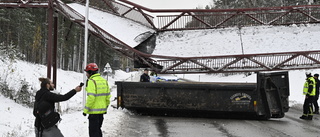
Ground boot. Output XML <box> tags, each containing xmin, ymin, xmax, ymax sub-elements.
<box><xmin>307</xmin><ymin>115</ymin><xmax>313</xmax><ymax>120</ymax></box>
<box><xmin>300</xmin><ymin>115</ymin><xmax>308</xmax><ymax>119</ymax></box>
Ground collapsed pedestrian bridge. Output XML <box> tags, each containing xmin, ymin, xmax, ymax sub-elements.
<box><xmin>1</xmin><ymin>0</ymin><xmax>320</xmax><ymax>74</ymax></box>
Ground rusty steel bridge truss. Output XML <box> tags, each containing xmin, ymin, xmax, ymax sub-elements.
<box><xmin>0</xmin><ymin>0</ymin><xmax>320</xmax><ymax>75</ymax></box>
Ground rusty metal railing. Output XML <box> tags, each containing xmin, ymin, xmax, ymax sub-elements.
<box><xmin>0</xmin><ymin>0</ymin><xmax>49</xmax><ymax>8</ymax></box>
<box><xmin>111</xmin><ymin>1</ymin><xmax>155</xmax><ymax>29</ymax></box>
<box><xmin>153</xmin><ymin>50</ymin><xmax>320</xmax><ymax>74</ymax></box>
<box><xmin>53</xmin><ymin>0</ymin><xmax>155</xmax><ymax>65</ymax></box>
<box><xmin>118</xmin><ymin>0</ymin><xmax>320</xmax><ymax>31</ymax></box>
<box><xmin>157</xmin><ymin>7</ymin><xmax>320</xmax><ymax>30</ymax></box>
<box><xmin>66</xmin><ymin>0</ymin><xmax>155</xmax><ymax>29</ymax></box>
<box><xmin>53</xmin><ymin>0</ymin><xmax>135</xmax><ymax>52</ymax></box>
<box><xmin>0</xmin><ymin>0</ymin><xmax>48</xmax><ymax>2</ymax></box>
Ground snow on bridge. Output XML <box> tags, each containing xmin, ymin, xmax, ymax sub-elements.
<box><xmin>67</xmin><ymin>3</ymin><xmax>320</xmax><ymax>58</ymax></box>
<box><xmin>67</xmin><ymin>3</ymin><xmax>155</xmax><ymax>48</ymax></box>
<box><xmin>63</xmin><ymin>3</ymin><xmax>320</xmax><ymax>73</ymax></box>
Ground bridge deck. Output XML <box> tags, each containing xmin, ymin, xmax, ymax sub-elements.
<box><xmin>67</xmin><ymin>3</ymin><xmax>155</xmax><ymax>48</ymax></box>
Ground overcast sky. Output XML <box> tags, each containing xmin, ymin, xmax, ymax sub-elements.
<box><xmin>128</xmin><ymin>0</ymin><xmax>213</xmax><ymax>9</ymax></box>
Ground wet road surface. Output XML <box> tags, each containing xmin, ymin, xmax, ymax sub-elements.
<box><xmin>108</xmin><ymin>106</ymin><xmax>320</xmax><ymax>137</ymax></box>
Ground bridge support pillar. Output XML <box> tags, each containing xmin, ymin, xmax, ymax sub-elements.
<box><xmin>47</xmin><ymin>0</ymin><xmax>53</xmax><ymax>80</ymax></box>
<box><xmin>53</xmin><ymin>12</ymin><xmax>58</xmax><ymax>88</ymax></box>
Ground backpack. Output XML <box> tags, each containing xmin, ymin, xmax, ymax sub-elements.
<box><xmin>33</xmin><ymin>92</ymin><xmax>61</xmax><ymax>129</ymax></box>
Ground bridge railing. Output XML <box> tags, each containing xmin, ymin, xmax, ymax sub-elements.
<box><xmin>0</xmin><ymin>0</ymin><xmax>49</xmax><ymax>7</ymax></box>
<box><xmin>117</xmin><ymin>0</ymin><xmax>320</xmax><ymax>31</ymax></box>
<box><xmin>0</xmin><ymin>0</ymin><xmax>48</xmax><ymax>2</ymax></box>
<box><xmin>54</xmin><ymin>0</ymin><xmax>320</xmax><ymax>73</ymax></box>
<box><xmin>111</xmin><ymin>1</ymin><xmax>155</xmax><ymax>28</ymax></box>
<box><xmin>53</xmin><ymin>0</ymin><xmax>134</xmax><ymax>52</ymax></box>
<box><xmin>153</xmin><ymin>50</ymin><xmax>320</xmax><ymax>74</ymax></box>
<box><xmin>67</xmin><ymin>0</ymin><xmax>155</xmax><ymax>29</ymax></box>
<box><xmin>156</xmin><ymin>6</ymin><xmax>320</xmax><ymax>30</ymax></box>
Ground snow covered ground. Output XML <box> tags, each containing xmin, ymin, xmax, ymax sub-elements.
<box><xmin>1</xmin><ymin>2</ymin><xmax>320</xmax><ymax>136</ymax></box>
<box><xmin>1</xmin><ymin>56</ymin><xmax>319</xmax><ymax>137</ymax></box>
<box><xmin>0</xmin><ymin>58</ymin><xmax>142</xmax><ymax>137</ymax></box>
<box><xmin>154</xmin><ymin>24</ymin><xmax>320</xmax><ymax>57</ymax></box>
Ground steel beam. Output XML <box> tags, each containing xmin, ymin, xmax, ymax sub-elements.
<box><xmin>47</xmin><ymin>0</ymin><xmax>53</xmax><ymax>79</ymax></box>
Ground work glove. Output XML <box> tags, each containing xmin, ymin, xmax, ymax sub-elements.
<box><xmin>83</xmin><ymin>113</ymin><xmax>87</xmax><ymax>116</ymax></box>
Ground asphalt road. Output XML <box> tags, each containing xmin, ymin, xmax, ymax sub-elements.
<box><xmin>109</xmin><ymin>106</ymin><xmax>320</xmax><ymax>137</ymax></box>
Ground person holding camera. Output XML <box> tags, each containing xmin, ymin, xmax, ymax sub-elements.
<box><xmin>33</xmin><ymin>78</ymin><xmax>82</xmax><ymax>137</ymax></box>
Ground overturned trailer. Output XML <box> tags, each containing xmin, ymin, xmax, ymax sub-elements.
<box><xmin>116</xmin><ymin>71</ymin><xmax>289</xmax><ymax>119</ymax></box>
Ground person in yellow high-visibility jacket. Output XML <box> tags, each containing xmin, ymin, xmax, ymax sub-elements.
<box><xmin>300</xmin><ymin>72</ymin><xmax>316</xmax><ymax>120</ymax></box>
<box><xmin>83</xmin><ymin>63</ymin><xmax>111</xmax><ymax>137</ymax></box>
<box><xmin>313</xmin><ymin>74</ymin><xmax>320</xmax><ymax>114</ymax></box>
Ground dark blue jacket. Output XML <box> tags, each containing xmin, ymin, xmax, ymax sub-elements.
<box><xmin>33</xmin><ymin>88</ymin><xmax>76</xmax><ymax>128</ymax></box>
<box><xmin>140</xmin><ymin>73</ymin><xmax>150</xmax><ymax>82</ymax></box>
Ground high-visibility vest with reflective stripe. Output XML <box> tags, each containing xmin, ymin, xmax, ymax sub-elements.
<box><xmin>84</xmin><ymin>73</ymin><xmax>111</xmax><ymax>114</ymax></box>
<box><xmin>303</xmin><ymin>77</ymin><xmax>316</xmax><ymax>96</ymax></box>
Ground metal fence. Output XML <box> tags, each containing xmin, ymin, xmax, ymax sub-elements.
<box><xmin>155</xmin><ymin>50</ymin><xmax>320</xmax><ymax>74</ymax></box>
<box><xmin>117</xmin><ymin>0</ymin><xmax>320</xmax><ymax>31</ymax></box>
<box><xmin>156</xmin><ymin>7</ymin><xmax>320</xmax><ymax>30</ymax></box>
<box><xmin>67</xmin><ymin>0</ymin><xmax>155</xmax><ymax>28</ymax></box>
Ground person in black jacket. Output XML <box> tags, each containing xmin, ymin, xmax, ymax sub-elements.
<box><xmin>313</xmin><ymin>74</ymin><xmax>320</xmax><ymax>114</ymax></box>
<box><xmin>34</xmin><ymin>78</ymin><xmax>82</xmax><ymax>137</ymax></box>
<box><xmin>140</xmin><ymin>68</ymin><xmax>150</xmax><ymax>82</ymax></box>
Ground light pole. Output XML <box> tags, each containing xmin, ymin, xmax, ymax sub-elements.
<box><xmin>83</xmin><ymin>0</ymin><xmax>90</xmax><ymax>109</ymax></box>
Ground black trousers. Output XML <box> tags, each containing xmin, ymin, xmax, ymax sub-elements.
<box><xmin>313</xmin><ymin>96</ymin><xmax>319</xmax><ymax>112</ymax></box>
<box><xmin>303</xmin><ymin>96</ymin><xmax>314</xmax><ymax>116</ymax></box>
<box><xmin>88</xmin><ymin>114</ymin><xmax>104</xmax><ymax>137</ymax></box>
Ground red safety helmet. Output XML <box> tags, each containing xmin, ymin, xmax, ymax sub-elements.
<box><xmin>85</xmin><ymin>63</ymin><xmax>99</xmax><ymax>72</ymax></box>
